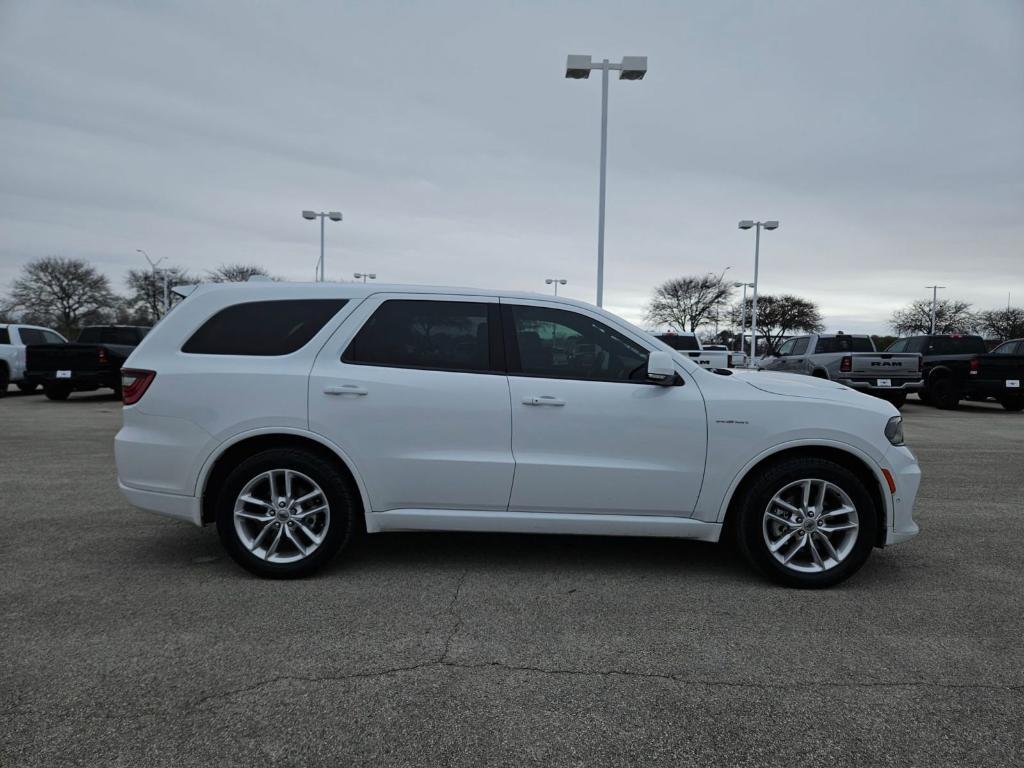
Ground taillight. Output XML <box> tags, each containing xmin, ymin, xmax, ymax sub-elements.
<box><xmin>121</xmin><ymin>369</ymin><xmax>155</xmax><ymax>405</ymax></box>
<box><xmin>969</xmin><ymin>358</ymin><xmax>980</xmax><ymax>375</ymax></box>
<box><xmin>840</xmin><ymin>355</ymin><xmax>852</xmax><ymax>373</ymax></box>
<box><xmin>98</xmin><ymin>348</ymin><xmax>109</xmax><ymax>364</ymax></box>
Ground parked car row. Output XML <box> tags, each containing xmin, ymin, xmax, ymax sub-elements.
<box><xmin>758</xmin><ymin>332</ymin><xmax>1023</xmax><ymax>412</ymax></box>
<box><xmin>0</xmin><ymin>324</ymin><xmax>150</xmax><ymax>400</ymax></box>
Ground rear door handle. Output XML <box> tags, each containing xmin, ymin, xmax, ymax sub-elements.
<box><xmin>324</xmin><ymin>384</ymin><xmax>368</xmax><ymax>396</ymax></box>
<box><xmin>522</xmin><ymin>396</ymin><xmax>565</xmax><ymax>406</ymax></box>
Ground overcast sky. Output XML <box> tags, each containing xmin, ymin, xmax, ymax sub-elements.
<box><xmin>1</xmin><ymin>0</ymin><xmax>1021</xmax><ymax>332</ymax></box>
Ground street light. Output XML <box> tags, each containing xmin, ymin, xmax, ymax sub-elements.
<box><xmin>302</xmin><ymin>210</ymin><xmax>343</xmax><ymax>281</ymax></box>
<box><xmin>738</xmin><ymin>220</ymin><xmax>779</xmax><ymax>363</ymax></box>
<box><xmin>354</xmin><ymin>272</ymin><xmax>376</xmax><ymax>283</ymax></box>
<box><xmin>733</xmin><ymin>281</ymin><xmax>755</xmax><ymax>362</ymax></box>
<box><xmin>545</xmin><ymin>278</ymin><xmax>567</xmax><ymax>296</ymax></box>
<box><xmin>136</xmin><ymin>248</ymin><xmax>168</xmax><ymax>317</ymax></box>
<box><xmin>925</xmin><ymin>285</ymin><xmax>946</xmax><ymax>334</ymax></box>
<box><xmin>565</xmin><ymin>53</ymin><xmax>648</xmax><ymax>307</ymax></box>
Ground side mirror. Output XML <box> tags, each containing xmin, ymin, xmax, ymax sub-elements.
<box><xmin>647</xmin><ymin>350</ymin><xmax>675</xmax><ymax>384</ymax></box>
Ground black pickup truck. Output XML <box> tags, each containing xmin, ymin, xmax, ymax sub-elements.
<box><xmin>885</xmin><ymin>334</ymin><xmax>1024</xmax><ymax>411</ymax></box>
<box><xmin>26</xmin><ymin>325</ymin><xmax>150</xmax><ymax>401</ymax></box>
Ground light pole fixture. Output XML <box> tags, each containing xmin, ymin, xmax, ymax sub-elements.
<box><xmin>738</xmin><ymin>220</ymin><xmax>779</xmax><ymax>362</ymax></box>
<box><xmin>302</xmin><ymin>210</ymin><xmax>343</xmax><ymax>282</ymax></box>
<box><xmin>354</xmin><ymin>272</ymin><xmax>376</xmax><ymax>283</ymax></box>
<box><xmin>565</xmin><ymin>53</ymin><xmax>648</xmax><ymax>308</ymax></box>
<box><xmin>545</xmin><ymin>278</ymin><xmax>567</xmax><ymax>296</ymax></box>
<box><xmin>733</xmin><ymin>281</ymin><xmax>755</xmax><ymax>362</ymax></box>
<box><xmin>136</xmin><ymin>248</ymin><xmax>169</xmax><ymax>317</ymax></box>
<box><xmin>925</xmin><ymin>285</ymin><xmax>946</xmax><ymax>334</ymax></box>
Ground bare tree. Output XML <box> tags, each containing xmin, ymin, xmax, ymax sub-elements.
<box><xmin>6</xmin><ymin>257</ymin><xmax>116</xmax><ymax>338</ymax></box>
<box><xmin>728</xmin><ymin>294</ymin><xmax>824</xmax><ymax>354</ymax></box>
<box><xmin>890</xmin><ymin>299</ymin><xmax>976</xmax><ymax>336</ymax></box>
<box><xmin>646</xmin><ymin>274</ymin><xmax>734</xmax><ymax>333</ymax></box>
<box><xmin>206</xmin><ymin>264</ymin><xmax>272</xmax><ymax>283</ymax></box>
<box><xmin>977</xmin><ymin>307</ymin><xmax>1024</xmax><ymax>341</ymax></box>
<box><xmin>124</xmin><ymin>266</ymin><xmax>192</xmax><ymax>323</ymax></box>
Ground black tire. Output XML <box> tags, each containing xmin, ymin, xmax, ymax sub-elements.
<box><xmin>0</xmin><ymin>365</ymin><xmax>9</xmax><ymax>397</ymax></box>
<box><xmin>215</xmin><ymin>447</ymin><xmax>358</xmax><ymax>578</ymax></box>
<box><xmin>734</xmin><ymin>457</ymin><xmax>878</xmax><ymax>588</ymax></box>
<box><xmin>999</xmin><ymin>397</ymin><xmax>1024</xmax><ymax>412</ymax></box>
<box><xmin>16</xmin><ymin>381</ymin><xmax>39</xmax><ymax>393</ymax></box>
<box><xmin>43</xmin><ymin>382</ymin><xmax>72</xmax><ymax>401</ymax></box>
<box><xmin>917</xmin><ymin>390</ymin><xmax>932</xmax><ymax>405</ymax></box>
<box><xmin>876</xmin><ymin>391</ymin><xmax>907</xmax><ymax>409</ymax></box>
<box><xmin>930</xmin><ymin>377</ymin><xmax>960</xmax><ymax>410</ymax></box>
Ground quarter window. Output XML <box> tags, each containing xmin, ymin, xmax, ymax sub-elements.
<box><xmin>505</xmin><ymin>305</ymin><xmax>649</xmax><ymax>382</ymax></box>
<box><xmin>343</xmin><ymin>300</ymin><xmax>497</xmax><ymax>373</ymax></box>
<box><xmin>183</xmin><ymin>299</ymin><xmax>347</xmax><ymax>356</ymax></box>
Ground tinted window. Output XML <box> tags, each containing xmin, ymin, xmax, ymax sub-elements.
<box><xmin>816</xmin><ymin>336</ymin><xmax>874</xmax><ymax>353</ymax></box>
<box><xmin>791</xmin><ymin>338</ymin><xmax>810</xmax><ymax>355</ymax></box>
<box><xmin>19</xmin><ymin>329</ymin><xmax>51</xmax><ymax>345</ymax></box>
<box><xmin>507</xmin><ymin>305</ymin><xmax>649</xmax><ymax>382</ymax></box>
<box><xmin>0</xmin><ymin>328</ymin><xmax>9</xmax><ymax>344</ymax></box>
<box><xmin>101</xmin><ymin>327</ymin><xmax>148</xmax><ymax>345</ymax></box>
<box><xmin>343</xmin><ymin>300</ymin><xmax>495</xmax><ymax>373</ymax></box>
<box><xmin>78</xmin><ymin>327</ymin><xmax>100</xmax><ymax>343</ymax></box>
<box><xmin>926</xmin><ymin>336</ymin><xmax>987</xmax><ymax>355</ymax></box>
<box><xmin>42</xmin><ymin>330</ymin><xmax>64</xmax><ymax>344</ymax></box>
<box><xmin>184</xmin><ymin>300</ymin><xmax>347</xmax><ymax>356</ymax></box>
<box><xmin>656</xmin><ymin>333</ymin><xmax>700</xmax><ymax>351</ymax></box>
<box><xmin>886</xmin><ymin>339</ymin><xmax>907</xmax><ymax>352</ymax></box>
<box><xmin>993</xmin><ymin>341</ymin><xmax>1022</xmax><ymax>355</ymax></box>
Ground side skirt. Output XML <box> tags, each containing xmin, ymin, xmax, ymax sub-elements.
<box><xmin>365</xmin><ymin>508</ymin><xmax>722</xmax><ymax>543</ymax></box>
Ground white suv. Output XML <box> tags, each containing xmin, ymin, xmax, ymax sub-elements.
<box><xmin>115</xmin><ymin>282</ymin><xmax>920</xmax><ymax>587</ymax></box>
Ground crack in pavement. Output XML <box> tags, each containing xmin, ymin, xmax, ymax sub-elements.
<box><xmin>440</xmin><ymin>568</ymin><xmax>468</xmax><ymax>664</ymax></box>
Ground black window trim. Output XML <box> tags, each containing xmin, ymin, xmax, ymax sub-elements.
<box><xmin>340</xmin><ymin>299</ymin><xmax>506</xmax><ymax>376</ymax></box>
<box><xmin>500</xmin><ymin>303</ymin><xmax>681</xmax><ymax>386</ymax></box>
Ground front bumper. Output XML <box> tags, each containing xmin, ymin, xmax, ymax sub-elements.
<box><xmin>840</xmin><ymin>378</ymin><xmax>924</xmax><ymax>393</ymax></box>
<box><xmin>118</xmin><ymin>481</ymin><xmax>202</xmax><ymax>526</ymax></box>
<box><xmin>883</xmin><ymin>444</ymin><xmax>921</xmax><ymax>545</ymax></box>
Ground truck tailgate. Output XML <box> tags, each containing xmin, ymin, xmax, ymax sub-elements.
<box><xmin>850</xmin><ymin>353</ymin><xmax>920</xmax><ymax>379</ymax></box>
<box><xmin>26</xmin><ymin>344</ymin><xmax>103</xmax><ymax>373</ymax></box>
<box><xmin>974</xmin><ymin>355</ymin><xmax>1024</xmax><ymax>384</ymax></box>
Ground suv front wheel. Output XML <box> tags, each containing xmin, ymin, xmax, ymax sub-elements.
<box><xmin>735</xmin><ymin>457</ymin><xmax>878</xmax><ymax>588</ymax></box>
<box><xmin>215</xmin><ymin>448</ymin><xmax>358</xmax><ymax>578</ymax></box>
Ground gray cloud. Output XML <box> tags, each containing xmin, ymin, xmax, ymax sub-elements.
<box><xmin>1</xmin><ymin>0</ymin><xmax>1021</xmax><ymax>332</ymax></box>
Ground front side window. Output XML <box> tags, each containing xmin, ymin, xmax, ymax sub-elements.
<box><xmin>776</xmin><ymin>339</ymin><xmax>797</xmax><ymax>356</ymax></box>
<box><xmin>183</xmin><ymin>299</ymin><xmax>347</xmax><ymax>356</ymax></box>
<box><xmin>505</xmin><ymin>305</ymin><xmax>649</xmax><ymax>382</ymax></box>
<box><xmin>790</xmin><ymin>338</ymin><xmax>810</xmax><ymax>355</ymax></box>
<box><xmin>343</xmin><ymin>300</ymin><xmax>496</xmax><ymax>373</ymax></box>
<box><xmin>887</xmin><ymin>339</ymin><xmax>907</xmax><ymax>352</ymax></box>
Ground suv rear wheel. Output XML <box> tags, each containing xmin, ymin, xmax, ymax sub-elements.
<box><xmin>215</xmin><ymin>448</ymin><xmax>357</xmax><ymax>578</ymax></box>
<box><xmin>735</xmin><ymin>457</ymin><xmax>878</xmax><ymax>588</ymax></box>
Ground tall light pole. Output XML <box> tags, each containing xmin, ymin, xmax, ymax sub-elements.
<box><xmin>136</xmin><ymin>248</ymin><xmax>168</xmax><ymax>317</ymax></box>
<box><xmin>925</xmin><ymin>285</ymin><xmax>946</xmax><ymax>334</ymax></box>
<box><xmin>733</xmin><ymin>281</ymin><xmax>754</xmax><ymax>361</ymax></box>
<box><xmin>565</xmin><ymin>54</ymin><xmax>648</xmax><ymax>307</ymax></box>
<box><xmin>353</xmin><ymin>272</ymin><xmax>376</xmax><ymax>284</ymax></box>
<box><xmin>302</xmin><ymin>210</ymin><xmax>343</xmax><ymax>281</ymax></box>
<box><xmin>545</xmin><ymin>278</ymin><xmax>567</xmax><ymax>295</ymax></box>
<box><xmin>738</xmin><ymin>220</ymin><xmax>779</xmax><ymax>362</ymax></box>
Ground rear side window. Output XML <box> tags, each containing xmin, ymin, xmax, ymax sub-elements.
<box><xmin>78</xmin><ymin>327</ymin><xmax>100</xmax><ymax>343</ymax></box>
<box><xmin>343</xmin><ymin>300</ymin><xmax>497</xmax><ymax>373</ymax></box>
<box><xmin>19</xmin><ymin>329</ymin><xmax>48</xmax><ymax>345</ymax></box>
<box><xmin>927</xmin><ymin>336</ymin><xmax>987</xmax><ymax>355</ymax></box>
<box><xmin>101</xmin><ymin>327</ymin><xmax>148</xmax><ymax>345</ymax></box>
<box><xmin>183</xmin><ymin>299</ymin><xmax>347</xmax><ymax>356</ymax></box>
<box><xmin>0</xmin><ymin>328</ymin><xmax>10</xmax><ymax>344</ymax></box>
<box><xmin>816</xmin><ymin>336</ymin><xmax>873</xmax><ymax>353</ymax></box>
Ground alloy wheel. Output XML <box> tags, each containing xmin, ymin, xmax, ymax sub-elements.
<box><xmin>233</xmin><ymin>469</ymin><xmax>331</xmax><ymax>564</ymax></box>
<box><xmin>762</xmin><ymin>478</ymin><xmax>859</xmax><ymax>574</ymax></box>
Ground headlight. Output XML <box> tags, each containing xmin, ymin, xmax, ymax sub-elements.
<box><xmin>884</xmin><ymin>415</ymin><xmax>904</xmax><ymax>446</ymax></box>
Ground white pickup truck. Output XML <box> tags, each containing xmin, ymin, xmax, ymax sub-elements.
<box><xmin>0</xmin><ymin>323</ymin><xmax>67</xmax><ymax>395</ymax></box>
<box><xmin>654</xmin><ymin>332</ymin><xmax>732</xmax><ymax>369</ymax></box>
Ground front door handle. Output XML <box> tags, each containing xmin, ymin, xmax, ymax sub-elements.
<box><xmin>522</xmin><ymin>396</ymin><xmax>565</xmax><ymax>406</ymax></box>
<box><xmin>324</xmin><ymin>384</ymin><xmax>368</xmax><ymax>396</ymax></box>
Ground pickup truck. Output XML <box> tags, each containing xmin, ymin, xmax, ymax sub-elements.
<box><xmin>759</xmin><ymin>333</ymin><xmax>923</xmax><ymax>408</ymax></box>
<box><xmin>885</xmin><ymin>334</ymin><xmax>1024</xmax><ymax>411</ymax></box>
<box><xmin>654</xmin><ymin>332</ymin><xmax>732</xmax><ymax>369</ymax></box>
<box><xmin>26</xmin><ymin>325</ymin><xmax>150</xmax><ymax>401</ymax></box>
<box><xmin>0</xmin><ymin>324</ymin><xmax>68</xmax><ymax>396</ymax></box>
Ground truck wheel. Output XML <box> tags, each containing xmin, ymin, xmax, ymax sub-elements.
<box><xmin>215</xmin><ymin>448</ymin><xmax>359</xmax><ymax>578</ymax></box>
<box><xmin>999</xmin><ymin>397</ymin><xmax>1024</xmax><ymax>412</ymax></box>
<box><xmin>917</xmin><ymin>390</ymin><xmax>932</xmax><ymax>405</ymax></box>
<box><xmin>929</xmin><ymin>377</ymin><xmax>960</xmax><ymax>410</ymax></box>
<box><xmin>877</xmin><ymin>391</ymin><xmax>907</xmax><ymax>409</ymax></box>
<box><xmin>0</xmin><ymin>365</ymin><xmax>9</xmax><ymax>397</ymax></box>
<box><xmin>17</xmin><ymin>381</ymin><xmax>39</xmax><ymax>393</ymax></box>
<box><xmin>44</xmin><ymin>382</ymin><xmax>72</xmax><ymax>401</ymax></box>
<box><xmin>734</xmin><ymin>457</ymin><xmax>877</xmax><ymax>588</ymax></box>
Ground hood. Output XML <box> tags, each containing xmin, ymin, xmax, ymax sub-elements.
<box><xmin>732</xmin><ymin>370</ymin><xmax>871</xmax><ymax>404</ymax></box>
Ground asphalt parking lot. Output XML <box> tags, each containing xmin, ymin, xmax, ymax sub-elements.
<box><xmin>2</xmin><ymin>391</ymin><xmax>1022</xmax><ymax>767</ymax></box>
